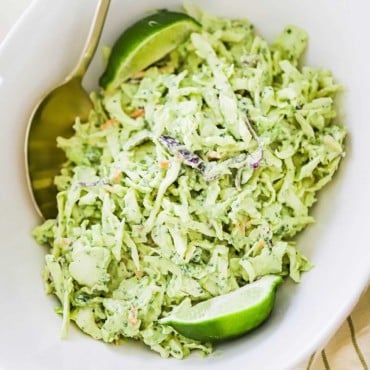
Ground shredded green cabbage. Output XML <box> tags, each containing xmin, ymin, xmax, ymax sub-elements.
<box><xmin>33</xmin><ymin>3</ymin><xmax>346</xmax><ymax>359</ymax></box>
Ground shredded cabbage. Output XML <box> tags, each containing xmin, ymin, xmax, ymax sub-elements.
<box><xmin>33</xmin><ymin>3</ymin><xmax>346</xmax><ymax>359</ymax></box>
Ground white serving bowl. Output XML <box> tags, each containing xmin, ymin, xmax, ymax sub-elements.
<box><xmin>0</xmin><ymin>1</ymin><xmax>369</xmax><ymax>369</ymax></box>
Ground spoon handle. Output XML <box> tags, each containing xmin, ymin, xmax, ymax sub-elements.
<box><xmin>70</xmin><ymin>0</ymin><xmax>111</xmax><ymax>79</ymax></box>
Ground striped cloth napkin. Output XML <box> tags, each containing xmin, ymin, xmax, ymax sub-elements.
<box><xmin>298</xmin><ymin>285</ymin><xmax>369</xmax><ymax>370</ymax></box>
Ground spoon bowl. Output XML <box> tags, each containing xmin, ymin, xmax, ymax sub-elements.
<box><xmin>25</xmin><ymin>0</ymin><xmax>110</xmax><ymax>219</ymax></box>
<box><xmin>26</xmin><ymin>77</ymin><xmax>92</xmax><ymax>218</ymax></box>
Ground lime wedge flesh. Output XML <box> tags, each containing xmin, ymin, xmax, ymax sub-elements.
<box><xmin>159</xmin><ymin>275</ymin><xmax>283</xmax><ymax>342</ymax></box>
<box><xmin>99</xmin><ymin>11</ymin><xmax>200</xmax><ymax>90</ymax></box>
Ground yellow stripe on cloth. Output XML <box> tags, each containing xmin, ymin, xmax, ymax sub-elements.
<box><xmin>347</xmin><ymin>316</ymin><xmax>368</xmax><ymax>370</ymax></box>
<box><xmin>298</xmin><ymin>285</ymin><xmax>369</xmax><ymax>370</ymax></box>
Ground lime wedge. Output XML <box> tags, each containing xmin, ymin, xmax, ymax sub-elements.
<box><xmin>159</xmin><ymin>275</ymin><xmax>282</xmax><ymax>342</ymax></box>
<box><xmin>99</xmin><ymin>10</ymin><xmax>200</xmax><ymax>90</ymax></box>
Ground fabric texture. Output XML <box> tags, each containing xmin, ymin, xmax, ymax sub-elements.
<box><xmin>298</xmin><ymin>285</ymin><xmax>369</xmax><ymax>370</ymax></box>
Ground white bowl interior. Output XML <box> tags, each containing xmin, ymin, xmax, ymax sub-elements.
<box><xmin>0</xmin><ymin>0</ymin><xmax>369</xmax><ymax>369</ymax></box>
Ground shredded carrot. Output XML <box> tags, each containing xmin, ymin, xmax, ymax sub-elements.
<box><xmin>234</xmin><ymin>222</ymin><xmax>244</xmax><ymax>233</ymax></box>
<box><xmin>130</xmin><ymin>108</ymin><xmax>145</xmax><ymax>119</ymax></box>
<box><xmin>101</xmin><ymin>119</ymin><xmax>117</xmax><ymax>130</ymax></box>
<box><xmin>128</xmin><ymin>306</ymin><xmax>139</xmax><ymax>326</ymax></box>
<box><xmin>135</xmin><ymin>270</ymin><xmax>143</xmax><ymax>279</ymax></box>
<box><xmin>113</xmin><ymin>170</ymin><xmax>122</xmax><ymax>181</ymax></box>
<box><xmin>257</xmin><ymin>240</ymin><xmax>266</xmax><ymax>251</ymax></box>
<box><xmin>207</xmin><ymin>151</ymin><xmax>222</xmax><ymax>159</ymax></box>
<box><xmin>55</xmin><ymin>238</ymin><xmax>71</xmax><ymax>248</ymax></box>
<box><xmin>159</xmin><ymin>160</ymin><xmax>169</xmax><ymax>169</ymax></box>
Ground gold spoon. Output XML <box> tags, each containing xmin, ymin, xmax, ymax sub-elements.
<box><xmin>25</xmin><ymin>0</ymin><xmax>110</xmax><ymax>219</ymax></box>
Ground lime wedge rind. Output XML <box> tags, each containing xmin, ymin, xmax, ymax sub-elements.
<box><xmin>159</xmin><ymin>275</ymin><xmax>282</xmax><ymax>342</ymax></box>
<box><xmin>99</xmin><ymin>10</ymin><xmax>200</xmax><ymax>90</ymax></box>
<box><xmin>161</xmin><ymin>275</ymin><xmax>282</xmax><ymax>323</ymax></box>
